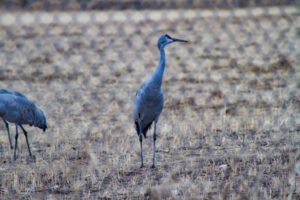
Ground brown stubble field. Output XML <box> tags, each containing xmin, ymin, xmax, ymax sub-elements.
<box><xmin>0</xmin><ymin>8</ymin><xmax>299</xmax><ymax>199</ymax></box>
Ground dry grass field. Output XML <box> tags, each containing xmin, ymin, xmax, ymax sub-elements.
<box><xmin>0</xmin><ymin>7</ymin><xmax>299</xmax><ymax>199</ymax></box>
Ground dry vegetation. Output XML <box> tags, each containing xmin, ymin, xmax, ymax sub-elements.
<box><xmin>0</xmin><ymin>8</ymin><xmax>299</xmax><ymax>199</ymax></box>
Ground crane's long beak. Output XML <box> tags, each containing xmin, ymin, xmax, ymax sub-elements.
<box><xmin>172</xmin><ymin>38</ymin><xmax>188</xmax><ymax>43</ymax></box>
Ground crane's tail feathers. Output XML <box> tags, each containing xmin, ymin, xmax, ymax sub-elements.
<box><xmin>135</xmin><ymin>121</ymin><xmax>140</xmax><ymax>136</ymax></box>
<box><xmin>134</xmin><ymin>121</ymin><xmax>153</xmax><ymax>138</ymax></box>
<box><xmin>142</xmin><ymin>122</ymin><xmax>152</xmax><ymax>138</ymax></box>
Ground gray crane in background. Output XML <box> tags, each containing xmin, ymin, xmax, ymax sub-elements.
<box><xmin>132</xmin><ymin>34</ymin><xmax>188</xmax><ymax>168</ymax></box>
<box><xmin>0</xmin><ymin>89</ymin><xmax>47</xmax><ymax>160</ymax></box>
<box><xmin>0</xmin><ymin>88</ymin><xmax>27</xmax><ymax>149</ymax></box>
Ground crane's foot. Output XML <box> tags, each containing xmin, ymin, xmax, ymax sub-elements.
<box><xmin>151</xmin><ymin>164</ymin><xmax>155</xmax><ymax>169</ymax></box>
<box><xmin>13</xmin><ymin>155</ymin><xmax>17</xmax><ymax>161</ymax></box>
<box><xmin>140</xmin><ymin>164</ymin><xmax>145</xmax><ymax>168</ymax></box>
<box><xmin>26</xmin><ymin>154</ymin><xmax>36</xmax><ymax>162</ymax></box>
<box><xmin>29</xmin><ymin>154</ymin><xmax>36</xmax><ymax>160</ymax></box>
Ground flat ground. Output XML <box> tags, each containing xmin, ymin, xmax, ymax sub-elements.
<box><xmin>0</xmin><ymin>7</ymin><xmax>299</xmax><ymax>199</ymax></box>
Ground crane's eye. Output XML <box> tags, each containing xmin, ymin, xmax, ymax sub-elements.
<box><xmin>166</xmin><ymin>34</ymin><xmax>171</xmax><ymax>39</ymax></box>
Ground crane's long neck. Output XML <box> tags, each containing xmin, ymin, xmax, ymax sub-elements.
<box><xmin>150</xmin><ymin>47</ymin><xmax>165</xmax><ymax>88</ymax></box>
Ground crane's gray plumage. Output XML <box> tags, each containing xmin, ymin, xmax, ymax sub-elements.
<box><xmin>0</xmin><ymin>89</ymin><xmax>47</xmax><ymax>160</ymax></box>
<box><xmin>0</xmin><ymin>88</ymin><xmax>27</xmax><ymax>99</ymax></box>
<box><xmin>132</xmin><ymin>34</ymin><xmax>187</xmax><ymax>168</ymax></box>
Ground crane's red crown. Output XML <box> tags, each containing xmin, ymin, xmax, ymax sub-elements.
<box><xmin>166</xmin><ymin>34</ymin><xmax>171</xmax><ymax>39</ymax></box>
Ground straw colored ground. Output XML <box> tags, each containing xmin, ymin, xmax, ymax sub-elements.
<box><xmin>0</xmin><ymin>8</ymin><xmax>299</xmax><ymax>199</ymax></box>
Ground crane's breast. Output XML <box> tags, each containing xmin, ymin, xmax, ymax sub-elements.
<box><xmin>142</xmin><ymin>90</ymin><xmax>164</xmax><ymax>119</ymax></box>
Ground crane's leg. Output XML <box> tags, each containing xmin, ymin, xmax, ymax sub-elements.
<box><xmin>14</xmin><ymin>125</ymin><xmax>19</xmax><ymax>160</ymax></box>
<box><xmin>3</xmin><ymin>119</ymin><xmax>13</xmax><ymax>149</ymax></box>
<box><xmin>19</xmin><ymin>124</ymin><xmax>32</xmax><ymax>158</ymax></box>
<box><xmin>152</xmin><ymin>121</ymin><xmax>157</xmax><ymax>168</ymax></box>
<box><xmin>139</xmin><ymin>133</ymin><xmax>144</xmax><ymax>168</ymax></box>
<box><xmin>137</xmin><ymin>120</ymin><xmax>144</xmax><ymax>168</ymax></box>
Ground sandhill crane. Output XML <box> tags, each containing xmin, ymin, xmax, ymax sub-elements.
<box><xmin>0</xmin><ymin>89</ymin><xmax>27</xmax><ymax>149</ymax></box>
<box><xmin>132</xmin><ymin>34</ymin><xmax>188</xmax><ymax>168</ymax></box>
<box><xmin>0</xmin><ymin>89</ymin><xmax>47</xmax><ymax>160</ymax></box>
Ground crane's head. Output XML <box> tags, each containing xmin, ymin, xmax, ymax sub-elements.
<box><xmin>35</xmin><ymin>107</ymin><xmax>48</xmax><ymax>132</ymax></box>
<box><xmin>157</xmin><ymin>34</ymin><xmax>188</xmax><ymax>49</ymax></box>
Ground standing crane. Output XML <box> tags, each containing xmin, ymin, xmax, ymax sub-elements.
<box><xmin>132</xmin><ymin>34</ymin><xmax>188</xmax><ymax>168</ymax></box>
<box><xmin>0</xmin><ymin>89</ymin><xmax>47</xmax><ymax>160</ymax></box>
